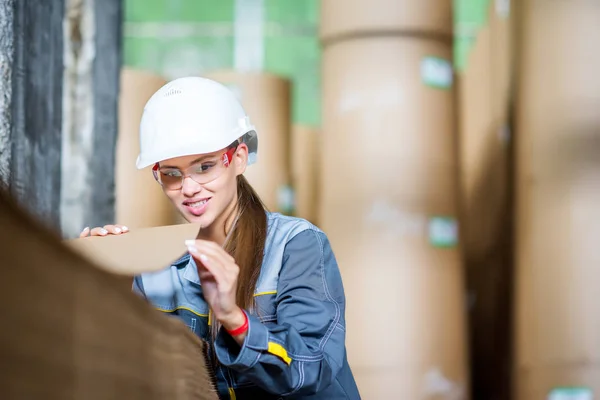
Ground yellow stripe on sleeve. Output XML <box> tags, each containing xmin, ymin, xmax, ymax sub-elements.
<box><xmin>267</xmin><ymin>342</ymin><xmax>292</xmax><ymax>365</ymax></box>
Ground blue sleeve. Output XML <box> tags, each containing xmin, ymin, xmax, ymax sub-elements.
<box><xmin>132</xmin><ymin>275</ymin><xmax>146</xmax><ymax>298</ymax></box>
<box><xmin>213</xmin><ymin>229</ymin><xmax>347</xmax><ymax>396</ymax></box>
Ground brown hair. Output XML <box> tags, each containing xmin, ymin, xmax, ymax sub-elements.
<box><xmin>208</xmin><ymin>144</ymin><xmax>268</xmax><ymax>350</ymax></box>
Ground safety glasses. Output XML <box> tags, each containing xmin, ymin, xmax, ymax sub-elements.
<box><xmin>152</xmin><ymin>146</ymin><xmax>238</xmax><ymax>190</ymax></box>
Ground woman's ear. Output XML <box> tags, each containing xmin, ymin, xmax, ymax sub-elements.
<box><xmin>233</xmin><ymin>143</ymin><xmax>249</xmax><ymax>176</ymax></box>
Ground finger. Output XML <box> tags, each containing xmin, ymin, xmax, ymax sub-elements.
<box><xmin>195</xmin><ymin>257</ymin><xmax>213</xmax><ymax>276</ymax></box>
<box><xmin>90</xmin><ymin>227</ymin><xmax>109</xmax><ymax>236</ymax></box>
<box><xmin>196</xmin><ymin>253</ymin><xmax>227</xmax><ymax>284</ymax></box>
<box><xmin>103</xmin><ymin>224</ymin><xmax>124</xmax><ymax>235</ymax></box>
<box><xmin>197</xmin><ymin>267</ymin><xmax>214</xmax><ymax>282</ymax></box>
<box><xmin>199</xmin><ymin>251</ymin><xmax>239</xmax><ymax>284</ymax></box>
<box><xmin>191</xmin><ymin>244</ymin><xmax>237</xmax><ymax>279</ymax></box>
<box><xmin>186</xmin><ymin>243</ymin><xmax>229</xmax><ymax>284</ymax></box>
<box><xmin>119</xmin><ymin>225</ymin><xmax>129</xmax><ymax>233</ymax></box>
<box><xmin>79</xmin><ymin>227</ymin><xmax>90</xmax><ymax>238</ymax></box>
<box><xmin>185</xmin><ymin>240</ymin><xmax>239</xmax><ymax>280</ymax></box>
<box><xmin>190</xmin><ymin>240</ymin><xmax>236</xmax><ymax>266</ymax></box>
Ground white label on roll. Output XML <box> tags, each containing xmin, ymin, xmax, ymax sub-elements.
<box><xmin>428</xmin><ymin>217</ymin><xmax>458</xmax><ymax>247</ymax></box>
<box><xmin>496</xmin><ymin>0</ymin><xmax>511</xmax><ymax>18</ymax></box>
<box><xmin>277</xmin><ymin>185</ymin><xmax>295</xmax><ymax>215</ymax></box>
<box><xmin>422</xmin><ymin>368</ymin><xmax>465</xmax><ymax>400</ymax></box>
<box><xmin>421</xmin><ymin>57</ymin><xmax>453</xmax><ymax>89</ymax></box>
<box><xmin>365</xmin><ymin>200</ymin><xmax>427</xmax><ymax>238</ymax></box>
<box><xmin>548</xmin><ymin>388</ymin><xmax>593</xmax><ymax>400</ymax></box>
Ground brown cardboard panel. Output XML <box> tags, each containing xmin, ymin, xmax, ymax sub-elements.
<box><xmin>65</xmin><ymin>223</ymin><xmax>201</xmax><ymax>276</ymax></box>
<box><xmin>515</xmin><ymin>0</ymin><xmax>600</xmax><ymax>381</ymax></box>
<box><xmin>320</xmin><ymin>0</ymin><xmax>453</xmax><ymax>42</ymax></box>
<box><xmin>203</xmin><ymin>71</ymin><xmax>292</xmax><ymax>214</ymax></box>
<box><xmin>0</xmin><ymin>189</ymin><xmax>218</xmax><ymax>399</ymax></box>
<box><xmin>116</xmin><ymin>68</ymin><xmax>181</xmax><ymax>229</ymax></box>
<box><xmin>516</xmin><ymin>365</ymin><xmax>600</xmax><ymax>400</ymax></box>
<box><xmin>291</xmin><ymin>125</ymin><xmax>320</xmax><ymax>225</ymax></box>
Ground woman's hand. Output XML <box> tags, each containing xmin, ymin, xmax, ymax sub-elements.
<box><xmin>79</xmin><ymin>224</ymin><xmax>129</xmax><ymax>238</ymax></box>
<box><xmin>185</xmin><ymin>239</ymin><xmax>246</xmax><ymax>340</ymax></box>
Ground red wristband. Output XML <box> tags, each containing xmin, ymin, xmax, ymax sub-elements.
<box><xmin>226</xmin><ymin>310</ymin><xmax>249</xmax><ymax>336</ymax></box>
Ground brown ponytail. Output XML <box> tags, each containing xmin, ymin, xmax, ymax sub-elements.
<box><xmin>226</xmin><ymin>174</ymin><xmax>268</xmax><ymax>309</ymax></box>
<box><xmin>208</xmin><ymin>173</ymin><xmax>268</xmax><ymax>346</ymax></box>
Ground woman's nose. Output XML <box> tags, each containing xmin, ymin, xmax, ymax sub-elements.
<box><xmin>181</xmin><ymin>176</ymin><xmax>203</xmax><ymax>196</ymax></box>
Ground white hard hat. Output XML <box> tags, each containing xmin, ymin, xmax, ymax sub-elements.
<box><xmin>136</xmin><ymin>76</ymin><xmax>258</xmax><ymax>169</ymax></box>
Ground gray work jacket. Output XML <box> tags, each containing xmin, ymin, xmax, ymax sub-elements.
<box><xmin>133</xmin><ymin>212</ymin><xmax>361</xmax><ymax>400</ymax></box>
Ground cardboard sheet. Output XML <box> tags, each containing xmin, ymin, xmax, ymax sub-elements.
<box><xmin>1</xmin><ymin>189</ymin><xmax>218</xmax><ymax>399</ymax></box>
<box><xmin>65</xmin><ymin>223</ymin><xmax>202</xmax><ymax>275</ymax></box>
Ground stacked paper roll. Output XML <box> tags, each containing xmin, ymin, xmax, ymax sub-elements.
<box><xmin>115</xmin><ymin>68</ymin><xmax>180</xmax><ymax>228</ymax></box>
<box><xmin>320</xmin><ymin>2</ymin><xmax>468</xmax><ymax>393</ymax></box>
<box><xmin>514</xmin><ymin>0</ymin><xmax>600</xmax><ymax>398</ymax></box>
<box><xmin>203</xmin><ymin>71</ymin><xmax>293</xmax><ymax>214</ymax></box>
<box><xmin>320</xmin><ymin>0</ymin><xmax>452</xmax><ymax>41</ymax></box>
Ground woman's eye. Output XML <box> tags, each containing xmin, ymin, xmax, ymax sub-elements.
<box><xmin>197</xmin><ymin>163</ymin><xmax>215</xmax><ymax>173</ymax></box>
<box><xmin>161</xmin><ymin>170</ymin><xmax>181</xmax><ymax>178</ymax></box>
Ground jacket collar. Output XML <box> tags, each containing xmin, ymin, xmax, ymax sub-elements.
<box><xmin>179</xmin><ymin>253</ymin><xmax>201</xmax><ymax>285</ymax></box>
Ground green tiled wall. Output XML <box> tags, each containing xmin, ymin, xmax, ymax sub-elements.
<box><xmin>123</xmin><ymin>0</ymin><xmax>320</xmax><ymax>126</ymax></box>
<box><xmin>124</xmin><ymin>0</ymin><xmax>487</xmax><ymax>123</ymax></box>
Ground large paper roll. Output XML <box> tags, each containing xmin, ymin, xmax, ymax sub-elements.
<box><xmin>116</xmin><ymin>68</ymin><xmax>180</xmax><ymax>228</ymax></box>
<box><xmin>320</xmin><ymin>36</ymin><xmax>468</xmax><ymax>398</ymax></box>
<box><xmin>320</xmin><ymin>0</ymin><xmax>453</xmax><ymax>42</ymax></box>
<box><xmin>203</xmin><ymin>71</ymin><xmax>292</xmax><ymax>214</ymax></box>
<box><xmin>514</xmin><ymin>1</ymin><xmax>600</xmax><ymax>398</ymax></box>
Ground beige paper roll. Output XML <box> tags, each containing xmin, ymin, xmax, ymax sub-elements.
<box><xmin>203</xmin><ymin>71</ymin><xmax>292</xmax><ymax>214</ymax></box>
<box><xmin>320</xmin><ymin>37</ymin><xmax>468</xmax><ymax>398</ymax></box>
<box><xmin>116</xmin><ymin>68</ymin><xmax>181</xmax><ymax>228</ymax></box>
<box><xmin>320</xmin><ymin>0</ymin><xmax>453</xmax><ymax>42</ymax></box>
<box><xmin>291</xmin><ymin>125</ymin><xmax>320</xmax><ymax>225</ymax></box>
<box><xmin>514</xmin><ymin>1</ymin><xmax>600</xmax><ymax>398</ymax></box>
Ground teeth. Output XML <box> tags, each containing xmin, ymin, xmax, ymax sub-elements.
<box><xmin>188</xmin><ymin>199</ymin><xmax>207</xmax><ymax>207</ymax></box>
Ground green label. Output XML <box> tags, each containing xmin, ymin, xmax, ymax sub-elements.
<box><xmin>277</xmin><ymin>185</ymin><xmax>295</xmax><ymax>215</ymax></box>
<box><xmin>548</xmin><ymin>387</ymin><xmax>594</xmax><ymax>400</ymax></box>
<box><xmin>428</xmin><ymin>217</ymin><xmax>458</xmax><ymax>247</ymax></box>
<box><xmin>453</xmin><ymin>0</ymin><xmax>492</xmax><ymax>71</ymax></box>
<box><xmin>421</xmin><ymin>57</ymin><xmax>453</xmax><ymax>89</ymax></box>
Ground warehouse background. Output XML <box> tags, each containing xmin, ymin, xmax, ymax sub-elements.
<box><xmin>2</xmin><ymin>0</ymin><xmax>600</xmax><ymax>399</ymax></box>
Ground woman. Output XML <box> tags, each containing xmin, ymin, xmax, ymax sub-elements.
<box><xmin>82</xmin><ymin>77</ymin><xmax>361</xmax><ymax>400</ymax></box>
